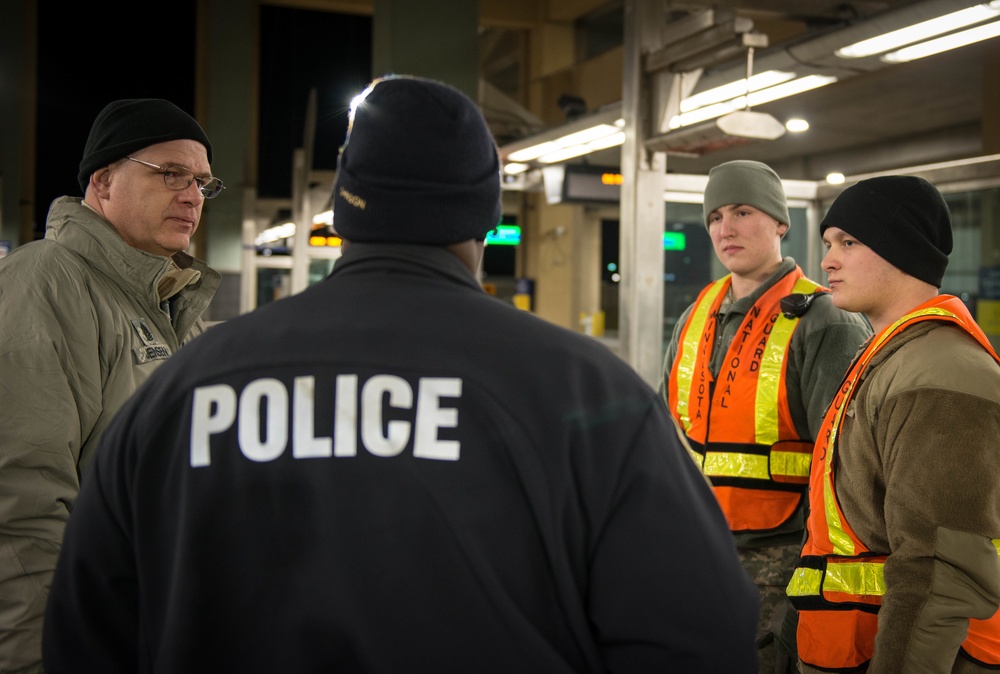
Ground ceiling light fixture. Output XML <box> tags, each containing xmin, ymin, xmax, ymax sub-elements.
<box><xmin>679</xmin><ymin>70</ymin><xmax>796</xmax><ymax>112</ymax></box>
<box><xmin>786</xmin><ymin>118</ymin><xmax>809</xmax><ymax>132</ymax></box>
<box><xmin>749</xmin><ymin>75</ymin><xmax>839</xmax><ymax>106</ymax></box>
<box><xmin>537</xmin><ymin>130</ymin><xmax>626</xmax><ymax>164</ymax></box>
<box><xmin>254</xmin><ymin>222</ymin><xmax>297</xmax><ymax>246</ymax></box>
<box><xmin>835</xmin><ymin>3</ymin><xmax>1000</xmax><ymax>58</ymax></box>
<box><xmin>503</xmin><ymin>162</ymin><xmax>530</xmax><ymax>175</ymax></box>
<box><xmin>882</xmin><ymin>17</ymin><xmax>1000</xmax><ymax>62</ymax></box>
<box><xmin>670</xmin><ymin>75</ymin><xmax>837</xmax><ymax>129</ymax></box>
<box><xmin>507</xmin><ymin>121</ymin><xmax>624</xmax><ymax>162</ymax></box>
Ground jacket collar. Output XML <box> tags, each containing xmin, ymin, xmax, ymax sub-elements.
<box><xmin>726</xmin><ymin>257</ymin><xmax>797</xmax><ymax>314</ymax></box>
<box><xmin>330</xmin><ymin>242</ymin><xmax>485</xmax><ymax>292</ymax></box>
<box><xmin>44</xmin><ymin>196</ymin><xmax>218</xmax><ymax>302</ymax></box>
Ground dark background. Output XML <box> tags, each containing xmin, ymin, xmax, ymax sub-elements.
<box><xmin>34</xmin><ymin>3</ymin><xmax>372</xmax><ymax>235</ymax></box>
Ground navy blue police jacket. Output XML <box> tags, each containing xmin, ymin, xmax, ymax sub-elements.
<box><xmin>43</xmin><ymin>243</ymin><xmax>758</xmax><ymax>674</ymax></box>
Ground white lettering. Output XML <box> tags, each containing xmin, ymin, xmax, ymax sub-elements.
<box><xmin>361</xmin><ymin>375</ymin><xmax>412</xmax><ymax>457</ymax></box>
<box><xmin>293</xmin><ymin>376</ymin><xmax>332</xmax><ymax>459</ymax></box>
<box><xmin>413</xmin><ymin>378</ymin><xmax>461</xmax><ymax>461</ymax></box>
<box><xmin>188</xmin><ymin>373</ymin><xmax>464</xmax><ymax>467</ymax></box>
<box><xmin>190</xmin><ymin>384</ymin><xmax>237</xmax><ymax>467</ymax></box>
<box><xmin>239</xmin><ymin>378</ymin><xmax>288</xmax><ymax>462</ymax></box>
<box><xmin>334</xmin><ymin>374</ymin><xmax>358</xmax><ymax>457</ymax></box>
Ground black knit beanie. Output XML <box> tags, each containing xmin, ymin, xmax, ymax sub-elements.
<box><xmin>332</xmin><ymin>75</ymin><xmax>502</xmax><ymax>244</ymax></box>
<box><xmin>77</xmin><ymin>99</ymin><xmax>213</xmax><ymax>194</ymax></box>
<box><xmin>820</xmin><ymin>175</ymin><xmax>952</xmax><ymax>288</ymax></box>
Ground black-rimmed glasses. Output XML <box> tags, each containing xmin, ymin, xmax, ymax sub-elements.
<box><xmin>126</xmin><ymin>157</ymin><xmax>225</xmax><ymax>199</ymax></box>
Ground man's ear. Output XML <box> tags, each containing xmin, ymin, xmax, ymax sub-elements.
<box><xmin>777</xmin><ymin>222</ymin><xmax>790</xmax><ymax>238</ymax></box>
<box><xmin>90</xmin><ymin>167</ymin><xmax>113</xmax><ymax>199</ymax></box>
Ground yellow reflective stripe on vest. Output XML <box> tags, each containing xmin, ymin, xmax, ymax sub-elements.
<box><xmin>675</xmin><ymin>278</ymin><xmax>728</xmax><ymax>432</ymax></box>
<box><xmin>771</xmin><ymin>448</ymin><xmax>812</xmax><ymax>479</ymax></box>
<box><xmin>704</xmin><ymin>452</ymin><xmax>769</xmax><ymax>479</ymax></box>
<box><xmin>786</xmin><ymin>562</ymin><xmax>886</xmax><ymax>598</ymax></box>
<box><xmin>790</xmin><ymin>543</ymin><xmax>1000</xmax><ymax>601</ymax></box>
<box><xmin>821</xmin><ymin>304</ymin><xmax>961</xmax><ymax>557</ymax></box>
<box><xmin>704</xmin><ymin>448</ymin><xmax>811</xmax><ymax>480</ymax></box>
<box><xmin>754</xmin><ymin>277</ymin><xmax>819</xmax><ymax>445</ymax></box>
<box><xmin>823</xmin><ymin>446</ymin><xmax>857</xmax><ymax>556</ymax></box>
<box><xmin>786</xmin><ymin>566</ymin><xmax>824</xmax><ymax>597</ymax></box>
<box><xmin>827</xmin><ymin>561</ymin><xmax>887</xmax><ymax>596</ymax></box>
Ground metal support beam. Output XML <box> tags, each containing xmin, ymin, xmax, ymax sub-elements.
<box><xmin>619</xmin><ymin>0</ymin><xmax>668</xmax><ymax>388</ymax></box>
<box><xmin>239</xmin><ymin>185</ymin><xmax>258</xmax><ymax>313</ymax></box>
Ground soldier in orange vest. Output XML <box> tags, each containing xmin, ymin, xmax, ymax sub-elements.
<box><xmin>661</xmin><ymin>160</ymin><xmax>872</xmax><ymax>673</ymax></box>
<box><xmin>787</xmin><ymin>175</ymin><xmax>1000</xmax><ymax>673</ymax></box>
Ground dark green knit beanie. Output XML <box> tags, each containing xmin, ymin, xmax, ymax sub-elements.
<box><xmin>702</xmin><ymin>160</ymin><xmax>790</xmax><ymax>228</ymax></box>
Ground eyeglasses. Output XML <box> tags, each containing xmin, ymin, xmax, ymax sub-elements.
<box><xmin>126</xmin><ymin>157</ymin><xmax>225</xmax><ymax>199</ymax></box>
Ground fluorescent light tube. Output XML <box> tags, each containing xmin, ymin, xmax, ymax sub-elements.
<box><xmin>508</xmin><ymin>122</ymin><xmax>623</xmax><ymax>163</ymax></box>
<box><xmin>836</xmin><ymin>4</ymin><xmax>1000</xmax><ymax>58</ymax></box>
<box><xmin>669</xmin><ymin>75</ymin><xmax>836</xmax><ymax>129</ymax></box>
<box><xmin>507</xmin><ymin>141</ymin><xmax>559</xmax><ymax>162</ymax></box>
<box><xmin>680</xmin><ymin>71</ymin><xmax>796</xmax><ymax>112</ymax></box>
<box><xmin>670</xmin><ymin>100</ymin><xmax>744</xmax><ymax>129</ymax></box>
<box><xmin>503</xmin><ymin>162</ymin><xmax>530</xmax><ymax>175</ymax></box>
<box><xmin>537</xmin><ymin>131</ymin><xmax>626</xmax><ymax>163</ymax></box>
<box><xmin>747</xmin><ymin>75</ymin><xmax>837</xmax><ymax>106</ymax></box>
<box><xmin>255</xmin><ymin>222</ymin><xmax>297</xmax><ymax>245</ymax></box>
<box><xmin>882</xmin><ymin>18</ymin><xmax>1000</xmax><ymax>62</ymax></box>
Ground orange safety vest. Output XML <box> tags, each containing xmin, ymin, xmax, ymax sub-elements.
<box><xmin>667</xmin><ymin>268</ymin><xmax>821</xmax><ymax>533</ymax></box>
<box><xmin>787</xmin><ymin>295</ymin><xmax>1000</xmax><ymax>671</ymax></box>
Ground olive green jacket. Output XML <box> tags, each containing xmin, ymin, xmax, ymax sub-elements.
<box><xmin>0</xmin><ymin>197</ymin><xmax>219</xmax><ymax>673</ymax></box>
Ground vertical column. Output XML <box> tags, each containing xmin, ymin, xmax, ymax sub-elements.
<box><xmin>619</xmin><ymin>0</ymin><xmax>667</xmax><ymax>387</ymax></box>
<box><xmin>983</xmin><ymin>41</ymin><xmax>1000</xmax><ymax>156</ymax></box>
<box><xmin>979</xmin><ymin>41</ymin><xmax>1000</xmax><ymax>349</ymax></box>
<box><xmin>0</xmin><ymin>0</ymin><xmax>35</xmax><ymax>248</ymax></box>
<box><xmin>372</xmin><ymin>0</ymin><xmax>479</xmax><ymax>98</ymax></box>
<box><xmin>573</xmin><ymin>208</ymin><xmax>604</xmax><ymax>337</ymax></box>
<box><xmin>980</xmin><ymin>193</ymin><xmax>1000</xmax><ymax>350</ymax></box>
<box><xmin>198</xmin><ymin>0</ymin><xmax>257</xmax><ymax>319</ymax></box>
<box><xmin>532</xmin><ymin>199</ymin><xmax>575</xmax><ymax>325</ymax></box>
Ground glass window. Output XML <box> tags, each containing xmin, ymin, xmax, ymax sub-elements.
<box><xmin>942</xmin><ymin>188</ymin><xmax>996</xmax><ymax>303</ymax></box>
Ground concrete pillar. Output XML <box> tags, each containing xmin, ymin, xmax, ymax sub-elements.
<box><xmin>531</xmin><ymin>200</ymin><xmax>576</xmax><ymax>326</ymax></box>
<box><xmin>619</xmin><ymin>0</ymin><xmax>667</xmax><ymax>387</ymax></box>
<box><xmin>573</xmin><ymin>207</ymin><xmax>604</xmax><ymax>336</ymax></box>
<box><xmin>0</xmin><ymin>0</ymin><xmax>35</xmax><ymax>249</ymax></box>
<box><xmin>372</xmin><ymin>0</ymin><xmax>479</xmax><ymax>97</ymax></box>
<box><xmin>978</xmin><ymin>41</ymin><xmax>1000</xmax><ymax>349</ymax></box>
<box><xmin>983</xmin><ymin>40</ymin><xmax>1000</xmax><ymax>156</ymax></box>
<box><xmin>980</xmin><ymin>192</ymin><xmax>1000</xmax><ymax>350</ymax></box>
<box><xmin>197</xmin><ymin>0</ymin><xmax>257</xmax><ymax>320</ymax></box>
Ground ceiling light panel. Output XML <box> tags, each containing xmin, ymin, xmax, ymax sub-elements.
<box><xmin>881</xmin><ymin>19</ymin><xmax>1000</xmax><ymax>62</ymax></box>
<box><xmin>835</xmin><ymin>4</ymin><xmax>1000</xmax><ymax>58</ymax></box>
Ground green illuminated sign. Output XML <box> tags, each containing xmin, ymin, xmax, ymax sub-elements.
<box><xmin>487</xmin><ymin>224</ymin><xmax>521</xmax><ymax>246</ymax></box>
<box><xmin>663</xmin><ymin>231</ymin><xmax>687</xmax><ymax>251</ymax></box>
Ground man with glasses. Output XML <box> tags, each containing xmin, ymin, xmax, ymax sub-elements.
<box><xmin>0</xmin><ymin>98</ymin><xmax>221</xmax><ymax>673</ymax></box>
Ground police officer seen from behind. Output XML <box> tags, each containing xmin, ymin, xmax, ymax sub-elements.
<box><xmin>660</xmin><ymin>160</ymin><xmax>872</xmax><ymax>673</ymax></box>
<box><xmin>787</xmin><ymin>176</ymin><xmax>1000</xmax><ymax>673</ymax></box>
<box><xmin>0</xmin><ymin>99</ymin><xmax>221</xmax><ymax>674</ymax></box>
<box><xmin>43</xmin><ymin>75</ymin><xmax>759</xmax><ymax>673</ymax></box>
